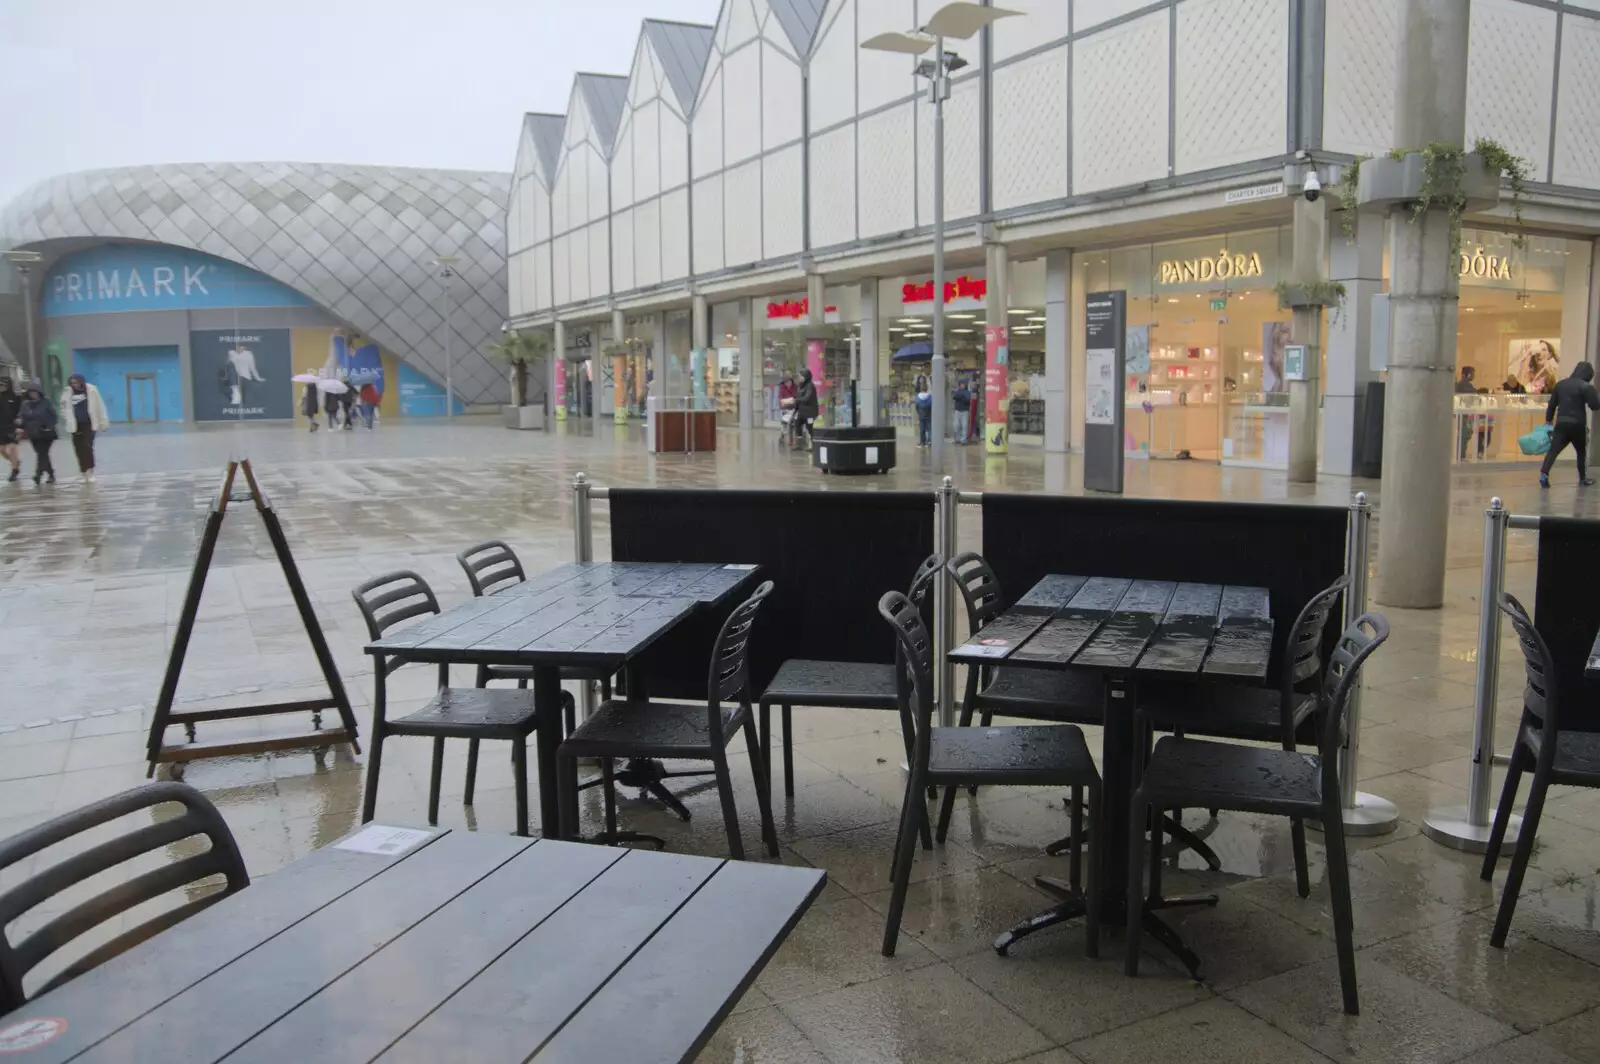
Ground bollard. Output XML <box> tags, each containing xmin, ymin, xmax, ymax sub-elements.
<box><xmin>572</xmin><ymin>472</ymin><xmax>596</xmax><ymax>722</ymax></box>
<box><xmin>1423</xmin><ymin>497</ymin><xmax>1520</xmax><ymax>852</ymax></box>
<box><xmin>1314</xmin><ymin>491</ymin><xmax>1399</xmax><ymax>835</ymax></box>
<box><xmin>935</xmin><ymin>476</ymin><xmax>959</xmax><ymax>728</ymax></box>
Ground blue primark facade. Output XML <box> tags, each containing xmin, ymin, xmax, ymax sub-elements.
<box><xmin>39</xmin><ymin>246</ymin><xmax>316</xmax><ymax>318</ymax></box>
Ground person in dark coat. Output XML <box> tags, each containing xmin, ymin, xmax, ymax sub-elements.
<box><xmin>0</xmin><ymin>377</ymin><xmax>22</xmax><ymax>482</ymax></box>
<box><xmin>794</xmin><ymin>368</ymin><xmax>819</xmax><ymax>449</ymax></box>
<box><xmin>323</xmin><ymin>386</ymin><xmax>342</xmax><ymax>430</ymax></box>
<box><xmin>302</xmin><ymin>383</ymin><xmax>321</xmax><ymax>432</ymax></box>
<box><xmin>15</xmin><ymin>381</ymin><xmax>57</xmax><ymax>486</ymax></box>
<box><xmin>339</xmin><ymin>382</ymin><xmax>358</xmax><ymax>430</ymax></box>
<box><xmin>1540</xmin><ymin>361</ymin><xmax>1600</xmax><ymax>487</ymax></box>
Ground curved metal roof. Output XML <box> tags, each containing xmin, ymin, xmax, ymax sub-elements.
<box><xmin>0</xmin><ymin>162</ymin><xmax>511</xmax><ymax>403</ymax></box>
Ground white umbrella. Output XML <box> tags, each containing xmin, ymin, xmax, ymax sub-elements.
<box><xmin>291</xmin><ymin>373</ymin><xmax>322</xmax><ymax>384</ymax></box>
<box><xmin>315</xmin><ymin>378</ymin><xmax>350</xmax><ymax>394</ymax></box>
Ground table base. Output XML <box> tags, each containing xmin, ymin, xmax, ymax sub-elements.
<box><xmin>993</xmin><ymin>877</ymin><xmax>1216</xmax><ymax>980</ymax></box>
<box><xmin>614</xmin><ymin>758</ymin><xmax>714</xmax><ymax>821</ymax></box>
<box><xmin>1044</xmin><ymin>816</ymin><xmax>1222</xmax><ymax>873</ymax></box>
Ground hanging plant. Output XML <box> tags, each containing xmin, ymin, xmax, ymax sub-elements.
<box><xmin>1337</xmin><ymin>156</ymin><xmax>1366</xmax><ymax>241</ymax></box>
<box><xmin>1273</xmin><ymin>279</ymin><xmax>1347</xmax><ymax>311</ymax></box>
<box><xmin>1343</xmin><ymin>139</ymin><xmax>1530</xmax><ymax>255</ymax></box>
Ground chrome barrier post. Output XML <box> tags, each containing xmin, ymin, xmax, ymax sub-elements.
<box><xmin>1423</xmin><ymin>497</ymin><xmax>1520</xmax><ymax>852</ymax></box>
<box><xmin>572</xmin><ymin>472</ymin><xmax>596</xmax><ymax>722</ymax></box>
<box><xmin>1324</xmin><ymin>491</ymin><xmax>1399</xmax><ymax>835</ymax></box>
<box><xmin>936</xmin><ymin>476</ymin><xmax>958</xmax><ymax>727</ymax></box>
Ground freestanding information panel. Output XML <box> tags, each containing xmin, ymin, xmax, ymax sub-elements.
<box><xmin>1084</xmin><ymin>290</ymin><xmax>1126</xmax><ymax>493</ymax></box>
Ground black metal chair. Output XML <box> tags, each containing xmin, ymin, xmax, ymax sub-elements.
<box><xmin>758</xmin><ymin>553</ymin><xmax>943</xmax><ymax>798</ymax></box>
<box><xmin>557</xmin><ymin>581</ymin><xmax>780</xmax><ymax>859</ymax></box>
<box><xmin>1482</xmin><ymin>593</ymin><xmax>1600</xmax><ymax>946</ymax></box>
<box><xmin>1124</xmin><ymin>612</ymin><xmax>1389</xmax><ymax>1016</ymax></box>
<box><xmin>877</xmin><ymin>588</ymin><xmax>1103</xmax><ymax>958</ymax></box>
<box><xmin>0</xmin><ymin>782</ymin><xmax>249</xmax><ymax>1012</ymax></box>
<box><xmin>353</xmin><ymin>570</ymin><xmax>570</xmax><ymax>836</ymax></box>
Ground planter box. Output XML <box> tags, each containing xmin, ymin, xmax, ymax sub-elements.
<box><xmin>1356</xmin><ymin>152</ymin><xmax>1500</xmax><ymax>213</ymax></box>
<box><xmin>1276</xmin><ymin>284</ymin><xmax>1345</xmax><ymax>310</ymax></box>
<box><xmin>502</xmin><ymin>404</ymin><xmax>545</xmax><ymax>430</ymax></box>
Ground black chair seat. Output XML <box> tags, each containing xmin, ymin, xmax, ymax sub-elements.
<box><xmin>563</xmin><ymin>699</ymin><xmax>746</xmax><ymax>759</ymax></box>
<box><xmin>1531</xmin><ymin>727</ymin><xmax>1600</xmax><ymax>785</ymax></box>
<box><xmin>390</xmin><ymin>687</ymin><xmax>540</xmax><ymax>740</ymax></box>
<box><xmin>977</xmin><ymin>667</ymin><xmax>1103</xmax><ymax>723</ymax></box>
<box><xmin>761</xmin><ymin>659</ymin><xmax>899</xmax><ymax>709</ymax></box>
<box><xmin>1141</xmin><ymin>736</ymin><xmax>1323</xmax><ymax>816</ymax></box>
<box><xmin>1139</xmin><ymin>684</ymin><xmax>1318</xmax><ymax>742</ymax></box>
<box><xmin>928</xmin><ymin>724</ymin><xmax>1098</xmax><ymax>785</ymax></box>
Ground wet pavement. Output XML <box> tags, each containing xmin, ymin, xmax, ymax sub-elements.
<box><xmin>2</xmin><ymin>417</ymin><xmax>1599</xmax><ymax>1064</ymax></box>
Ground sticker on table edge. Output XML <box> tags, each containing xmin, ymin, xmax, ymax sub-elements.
<box><xmin>956</xmin><ymin>643</ymin><xmax>1012</xmax><ymax>659</ymax></box>
<box><xmin>334</xmin><ymin>824</ymin><xmax>435</xmax><ymax>857</ymax></box>
<box><xmin>0</xmin><ymin>1017</ymin><xmax>67</xmax><ymax>1054</ymax></box>
<box><xmin>723</xmin><ymin>564</ymin><xmax>759</xmax><ymax>570</ymax></box>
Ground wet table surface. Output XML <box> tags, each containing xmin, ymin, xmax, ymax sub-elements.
<box><xmin>1588</xmin><ymin>624</ymin><xmax>1600</xmax><ymax>679</ymax></box>
<box><xmin>2</xmin><ymin>828</ymin><xmax>825</xmax><ymax>1064</ymax></box>
<box><xmin>954</xmin><ymin>575</ymin><xmax>1272</xmax><ymax>974</ymax></box>
<box><xmin>364</xmin><ymin>562</ymin><xmax>761</xmax><ymax>838</ymax></box>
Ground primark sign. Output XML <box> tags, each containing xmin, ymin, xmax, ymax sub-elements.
<box><xmin>40</xmin><ymin>245</ymin><xmax>314</xmax><ymax>318</ymax></box>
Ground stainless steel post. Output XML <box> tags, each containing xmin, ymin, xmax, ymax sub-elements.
<box><xmin>929</xmin><ymin>33</ymin><xmax>948</xmax><ymax>469</ymax></box>
<box><xmin>1423</xmin><ymin>497</ymin><xmax>1519</xmax><ymax>852</ymax></box>
<box><xmin>572</xmin><ymin>472</ymin><xmax>595</xmax><ymax>721</ymax></box>
<box><xmin>935</xmin><ymin>475</ymin><xmax>958</xmax><ymax>727</ymax></box>
<box><xmin>19</xmin><ymin>265</ymin><xmax>38</xmax><ymax>383</ymax></box>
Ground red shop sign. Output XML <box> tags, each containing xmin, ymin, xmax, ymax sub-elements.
<box><xmin>902</xmin><ymin>274</ymin><xmax>987</xmax><ymax>305</ymax></box>
<box><xmin>765</xmin><ymin>298</ymin><xmax>837</xmax><ymax>321</ymax></box>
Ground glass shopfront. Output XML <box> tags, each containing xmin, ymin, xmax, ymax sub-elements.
<box><xmin>759</xmin><ymin>287</ymin><xmax>859</xmax><ymax>428</ymax></box>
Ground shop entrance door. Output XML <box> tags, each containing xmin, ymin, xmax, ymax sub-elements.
<box><xmin>1141</xmin><ymin>322</ymin><xmax>1223</xmax><ymax>460</ymax></box>
<box><xmin>127</xmin><ymin>374</ymin><xmax>159</xmax><ymax>422</ymax></box>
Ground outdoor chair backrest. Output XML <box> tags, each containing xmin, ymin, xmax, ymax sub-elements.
<box><xmin>1500</xmin><ymin>593</ymin><xmax>1560</xmax><ymax>765</ymax></box>
<box><xmin>1316</xmin><ymin>612</ymin><xmax>1390</xmax><ymax>801</ymax></box>
<box><xmin>907</xmin><ymin>552</ymin><xmax>942</xmax><ymax>611</ymax></box>
<box><xmin>947</xmin><ymin>552</ymin><xmax>1005</xmax><ymax>632</ymax></box>
<box><xmin>0</xmin><ymin>782</ymin><xmax>249</xmax><ymax>1012</ymax></box>
<box><xmin>1279</xmin><ymin>575</ymin><xmax>1350</xmax><ymax>713</ymax></box>
<box><xmin>457</xmin><ymin>540</ymin><xmax>526</xmax><ymax>598</ymax></box>
<box><xmin>351</xmin><ymin>570</ymin><xmax>442</xmax><ymax>677</ymax></box>
<box><xmin>880</xmin><ymin>589</ymin><xmax>937</xmax><ymax>773</ymax></box>
<box><xmin>706</xmin><ymin>581</ymin><xmax>775</xmax><ymax>742</ymax></box>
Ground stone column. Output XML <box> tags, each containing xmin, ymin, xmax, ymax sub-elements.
<box><xmin>985</xmin><ymin>242</ymin><xmax>1010</xmax><ymax>453</ymax></box>
<box><xmin>1044</xmin><ymin>250</ymin><xmax>1070</xmax><ymax>452</ymax></box>
<box><xmin>691</xmin><ymin>293</ymin><xmax>709</xmax><ymax>410</ymax></box>
<box><xmin>1322</xmin><ymin>210</ymin><xmax>1384</xmax><ymax>476</ymax></box>
<box><xmin>859</xmin><ymin>279</ymin><xmax>880</xmax><ymax>426</ymax></box>
<box><xmin>738</xmin><ymin>298</ymin><xmax>756</xmax><ymax>429</ymax></box>
<box><xmin>1287</xmin><ymin>194</ymin><xmax>1327</xmax><ymax>483</ymax></box>
<box><xmin>1376</xmin><ymin>0</ymin><xmax>1470</xmax><ymax>609</ymax></box>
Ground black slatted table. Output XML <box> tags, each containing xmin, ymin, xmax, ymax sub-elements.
<box><xmin>0</xmin><ymin>828</ymin><xmax>823</xmax><ymax>1063</ymax></box>
<box><xmin>952</xmin><ymin>575</ymin><xmax>1271</xmax><ymax>975</ymax></box>
<box><xmin>366</xmin><ymin>562</ymin><xmax>760</xmax><ymax>839</ymax></box>
<box><xmin>1587</xmin><ymin>625</ymin><xmax>1600</xmax><ymax>679</ymax></box>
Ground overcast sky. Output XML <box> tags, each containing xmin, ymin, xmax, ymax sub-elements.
<box><xmin>0</xmin><ymin>0</ymin><xmax>720</xmax><ymax>205</ymax></box>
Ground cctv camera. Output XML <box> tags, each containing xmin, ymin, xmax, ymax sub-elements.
<box><xmin>1303</xmin><ymin>171</ymin><xmax>1322</xmax><ymax>202</ymax></box>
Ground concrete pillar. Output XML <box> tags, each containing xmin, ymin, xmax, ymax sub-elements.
<box><xmin>737</xmin><ymin>298</ymin><xmax>756</xmax><ymax>429</ymax></box>
<box><xmin>985</xmin><ymin>243</ymin><xmax>1010</xmax><ymax>454</ymax></box>
<box><xmin>1288</xmin><ymin>195</ymin><xmax>1326</xmax><ymax>483</ymax></box>
<box><xmin>859</xmin><ymin>280</ymin><xmax>880</xmax><ymax>426</ymax></box>
<box><xmin>691</xmin><ymin>293</ymin><xmax>709</xmax><ymax>409</ymax></box>
<box><xmin>1044</xmin><ymin>250</ymin><xmax>1070</xmax><ymax>452</ymax></box>
<box><xmin>1322</xmin><ymin>210</ymin><xmax>1384</xmax><ymax>476</ymax></box>
<box><xmin>806</xmin><ymin>273</ymin><xmax>825</xmax><ymax>329</ymax></box>
<box><xmin>1376</xmin><ymin>0</ymin><xmax>1469</xmax><ymax>609</ymax></box>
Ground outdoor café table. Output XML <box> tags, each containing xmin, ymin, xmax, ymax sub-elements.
<box><xmin>365</xmin><ymin>561</ymin><xmax>761</xmax><ymax>839</ymax></box>
<box><xmin>950</xmin><ymin>575</ymin><xmax>1272</xmax><ymax>977</ymax></box>
<box><xmin>1587</xmin><ymin>622</ymin><xmax>1600</xmax><ymax>679</ymax></box>
<box><xmin>0</xmin><ymin>826</ymin><xmax>825</xmax><ymax>1063</ymax></box>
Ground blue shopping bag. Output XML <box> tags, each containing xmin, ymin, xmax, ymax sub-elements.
<box><xmin>1518</xmin><ymin>424</ymin><xmax>1552</xmax><ymax>456</ymax></box>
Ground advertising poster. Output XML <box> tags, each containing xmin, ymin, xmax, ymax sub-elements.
<box><xmin>1085</xmin><ymin>350</ymin><xmax>1117</xmax><ymax>425</ymax></box>
<box><xmin>554</xmin><ymin>359</ymin><xmax>568</xmax><ymax>420</ymax></box>
<box><xmin>614</xmin><ymin>354</ymin><xmax>629</xmax><ymax>422</ymax></box>
<box><xmin>1261</xmin><ymin>321</ymin><xmax>1291</xmax><ymax>393</ymax></box>
<box><xmin>397</xmin><ymin>363</ymin><xmax>463</xmax><ymax>416</ymax></box>
<box><xmin>984</xmin><ymin>325</ymin><xmax>1009</xmax><ymax>454</ymax></box>
<box><xmin>806</xmin><ymin>338</ymin><xmax>826</xmax><ymax>420</ymax></box>
<box><xmin>189</xmin><ymin>328</ymin><xmax>291</xmax><ymax>420</ymax></box>
<box><xmin>1125</xmin><ymin>324</ymin><xmax>1151</xmax><ymax>456</ymax></box>
<box><xmin>1507</xmin><ymin>338</ymin><xmax>1561</xmax><ymax>394</ymax></box>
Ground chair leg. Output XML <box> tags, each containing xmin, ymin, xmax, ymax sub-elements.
<box><xmin>781</xmin><ymin>704</ymin><xmax>795</xmax><ymax>799</ymax></box>
<box><xmin>1085</xmin><ymin>781</ymin><xmax>1102</xmax><ymax>959</ymax></box>
<box><xmin>1069</xmin><ymin>784</ymin><xmax>1083</xmax><ymax>892</ymax></box>
<box><xmin>601</xmin><ymin>758</ymin><xmax>617</xmax><ymax>840</ymax></box>
<box><xmin>883</xmin><ymin>765</ymin><xmax>927</xmax><ymax>956</ymax></box>
<box><xmin>511</xmin><ymin>736</ymin><xmax>529</xmax><ymax>837</ymax></box>
<box><xmin>475</xmin><ymin>664</ymin><xmax>489</xmax><ymax>688</ymax></box>
<box><xmin>759</xmin><ymin>701</ymin><xmax>772</xmax><ymax>799</ymax></box>
<box><xmin>961</xmin><ymin>670</ymin><xmax>980</xmax><ymax>795</ymax></box>
<box><xmin>712</xmin><ymin>750</ymin><xmax>745</xmax><ymax>860</ymax></box>
<box><xmin>600</xmin><ymin>676</ymin><xmax>611</xmax><ymax>700</ymax></box>
<box><xmin>1290</xmin><ymin>817</ymin><xmax>1311</xmax><ymax>898</ymax></box>
<box><xmin>427</xmin><ymin>737</ymin><xmax>445</xmax><ymax>825</ymax></box>
<box><xmin>1146</xmin><ymin>803</ymin><xmax>1164</xmax><ymax>904</ymax></box>
<box><xmin>563</xmin><ymin>692</ymin><xmax>575</xmax><ymax>740</ymax></box>
<box><xmin>1320</xmin><ymin>812</ymin><xmax>1360</xmax><ymax>1015</ymax></box>
<box><xmin>464</xmin><ymin>739</ymin><xmax>481</xmax><ymax>806</ymax></box>
<box><xmin>558</xmin><ymin>752</ymin><xmax>578</xmax><ymax>840</ymax></box>
<box><xmin>935</xmin><ymin>773</ymin><xmax>960</xmax><ymax>843</ymax></box>
<box><xmin>1124</xmin><ymin>790</ymin><xmax>1150</xmax><ymax>976</ymax></box>
<box><xmin>361</xmin><ymin>732</ymin><xmax>385</xmax><ymax>823</ymax></box>
<box><xmin>1482</xmin><ymin>742</ymin><xmax>1528</xmax><ymax>879</ymax></box>
<box><xmin>742</xmin><ymin>717</ymin><xmax>780</xmax><ymax>858</ymax></box>
<box><xmin>1490</xmin><ymin>768</ymin><xmax>1550</xmax><ymax>948</ymax></box>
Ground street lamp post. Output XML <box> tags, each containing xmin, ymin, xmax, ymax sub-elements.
<box><xmin>4</xmin><ymin>250</ymin><xmax>44</xmax><ymax>382</ymax></box>
<box><xmin>862</xmin><ymin>3</ymin><xmax>1017</xmax><ymax>469</ymax></box>
<box><xmin>432</xmin><ymin>255</ymin><xmax>460</xmax><ymax>419</ymax></box>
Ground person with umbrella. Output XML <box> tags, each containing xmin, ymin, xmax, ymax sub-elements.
<box><xmin>323</xmin><ymin>380</ymin><xmax>343</xmax><ymax>429</ymax></box>
<box><xmin>294</xmin><ymin>374</ymin><xmax>323</xmax><ymax>431</ymax></box>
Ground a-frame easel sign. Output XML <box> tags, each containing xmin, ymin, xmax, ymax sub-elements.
<box><xmin>145</xmin><ymin>458</ymin><xmax>361</xmax><ymax>776</ymax></box>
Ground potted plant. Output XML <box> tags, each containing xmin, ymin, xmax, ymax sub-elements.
<box><xmin>491</xmin><ymin>329</ymin><xmax>550</xmax><ymax>429</ymax></box>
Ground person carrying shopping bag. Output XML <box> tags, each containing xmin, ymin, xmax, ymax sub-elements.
<box><xmin>1539</xmin><ymin>361</ymin><xmax>1600</xmax><ymax>487</ymax></box>
<box><xmin>60</xmin><ymin>374</ymin><xmax>111</xmax><ymax>482</ymax></box>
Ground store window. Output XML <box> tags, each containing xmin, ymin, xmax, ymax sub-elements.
<box><xmin>710</xmin><ymin>301</ymin><xmax>741</xmax><ymax>424</ymax></box>
<box><xmin>882</xmin><ymin>272</ymin><xmax>989</xmax><ymax>440</ymax></box>
<box><xmin>759</xmin><ymin>289</ymin><xmax>858</xmax><ymax>427</ymax></box>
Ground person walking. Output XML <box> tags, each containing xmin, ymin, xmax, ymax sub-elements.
<box><xmin>302</xmin><ymin>383</ymin><xmax>321</xmax><ymax>432</ymax></box>
<box><xmin>60</xmin><ymin>374</ymin><xmax>110</xmax><ymax>482</ymax></box>
<box><xmin>323</xmin><ymin>386</ymin><xmax>342</xmax><ymax>430</ymax></box>
<box><xmin>0</xmin><ymin>377</ymin><xmax>23</xmax><ymax>482</ymax></box>
<box><xmin>1540</xmin><ymin>361</ymin><xmax>1600</xmax><ymax>488</ymax></box>
<box><xmin>15</xmin><ymin>382</ymin><xmax>57</xmax><ymax>486</ymax></box>
<box><xmin>359</xmin><ymin>381</ymin><xmax>380</xmax><ymax>428</ymax></box>
<box><xmin>914</xmin><ymin>374</ymin><xmax>932</xmax><ymax>447</ymax></box>
<box><xmin>952</xmin><ymin>380</ymin><xmax>973</xmax><ymax>443</ymax></box>
<box><xmin>339</xmin><ymin>382</ymin><xmax>358</xmax><ymax>431</ymax></box>
<box><xmin>794</xmin><ymin>367</ymin><xmax>819</xmax><ymax>450</ymax></box>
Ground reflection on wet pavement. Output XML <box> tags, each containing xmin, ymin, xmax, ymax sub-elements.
<box><xmin>2</xmin><ymin>418</ymin><xmax>1599</xmax><ymax>1063</ymax></box>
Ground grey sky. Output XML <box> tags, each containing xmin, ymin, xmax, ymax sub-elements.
<box><xmin>0</xmin><ymin>0</ymin><xmax>720</xmax><ymax>205</ymax></box>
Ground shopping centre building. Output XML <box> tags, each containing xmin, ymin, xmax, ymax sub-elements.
<box><xmin>0</xmin><ymin>163</ymin><xmax>509</xmax><ymax>422</ymax></box>
<box><xmin>507</xmin><ymin>0</ymin><xmax>1600</xmax><ymax>473</ymax></box>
